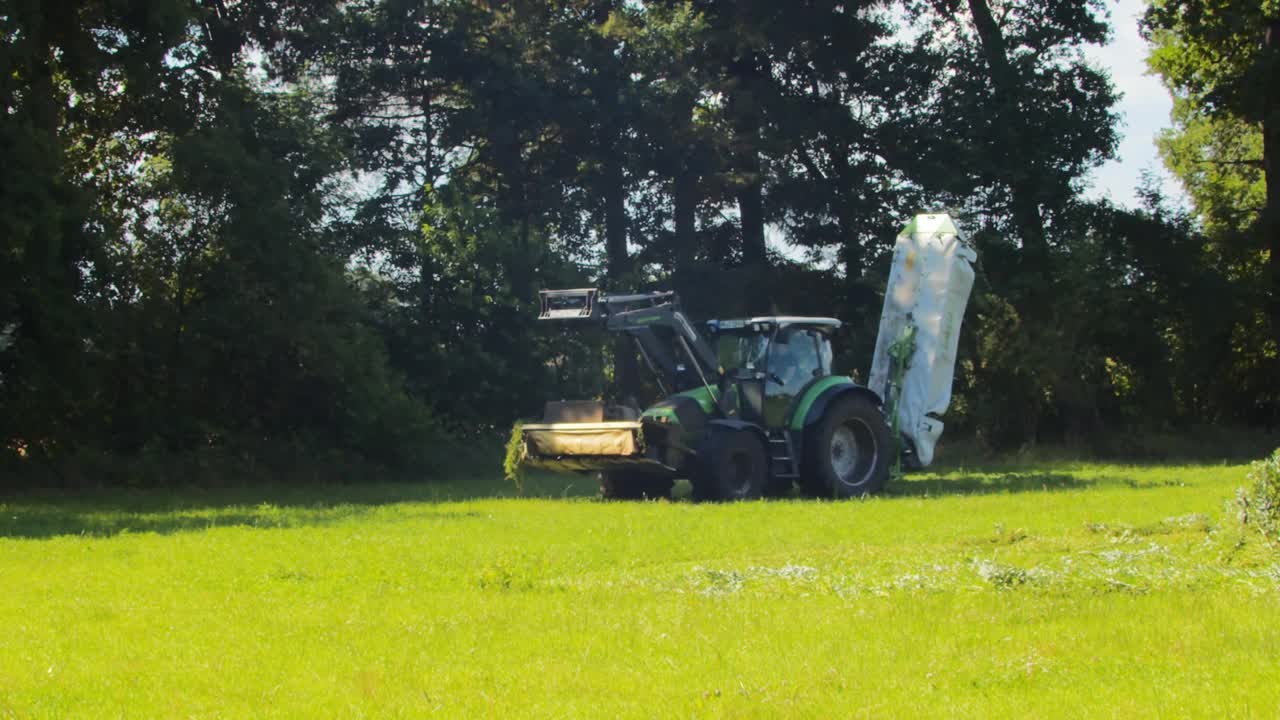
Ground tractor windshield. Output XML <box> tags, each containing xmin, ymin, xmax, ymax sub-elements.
<box><xmin>715</xmin><ymin>332</ymin><xmax>769</xmax><ymax>371</ymax></box>
<box><xmin>769</xmin><ymin>328</ymin><xmax>825</xmax><ymax>390</ymax></box>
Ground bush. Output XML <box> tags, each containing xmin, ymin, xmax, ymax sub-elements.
<box><xmin>1236</xmin><ymin>449</ymin><xmax>1280</xmax><ymax>545</ymax></box>
<box><xmin>504</xmin><ymin>421</ymin><xmax>528</xmax><ymax>494</ymax></box>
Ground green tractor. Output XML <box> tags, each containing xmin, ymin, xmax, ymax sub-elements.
<box><xmin>513</xmin><ymin>213</ymin><xmax>976</xmax><ymax>500</ymax></box>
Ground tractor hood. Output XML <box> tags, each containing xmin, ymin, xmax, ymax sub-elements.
<box><xmin>868</xmin><ymin>213</ymin><xmax>977</xmax><ymax>466</ymax></box>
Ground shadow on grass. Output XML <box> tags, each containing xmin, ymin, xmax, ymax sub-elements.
<box><xmin>887</xmin><ymin>472</ymin><xmax>1096</xmax><ymax>497</ymax></box>
<box><xmin>887</xmin><ymin>471</ymin><xmax>1200</xmax><ymax>498</ymax></box>
<box><xmin>2</xmin><ymin>459</ymin><xmax>1210</xmax><ymax>539</ymax></box>
<box><xmin>0</xmin><ymin>469</ymin><xmax>593</xmax><ymax>540</ymax></box>
<box><xmin>0</xmin><ymin>504</ymin><xmax>497</xmax><ymax>540</ymax></box>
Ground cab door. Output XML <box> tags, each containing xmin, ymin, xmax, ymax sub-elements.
<box><xmin>763</xmin><ymin>328</ymin><xmax>824</xmax><ymax>427</ymax></box>
<box><xmin>712</xmin><ymin>329</ymin><xmax>769</xmax><ymax>423</ymax></box>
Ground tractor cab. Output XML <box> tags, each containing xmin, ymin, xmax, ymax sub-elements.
<box><xmin>705</xmin><ymin>317</ymin><xmax>840</xmax><ymax>427</ymax></box>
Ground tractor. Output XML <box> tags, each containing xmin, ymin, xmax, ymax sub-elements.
<box><xmin>512</xmin><ymin>213</ymin><xmax>976</xmax><ymax>500</ymax></box>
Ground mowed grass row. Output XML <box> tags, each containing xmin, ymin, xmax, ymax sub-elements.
<box><xmin>2</xmin><ymin>463</ymin><xmax>1278</xmax><ymax>717</ymax></box>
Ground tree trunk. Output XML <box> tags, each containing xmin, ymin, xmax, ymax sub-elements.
<box><xmin>1266</xmin><ymin>119</ymin><xmax>1280</xmax><ymax>356</ymax></box>
<box><xmin>726</xmin><ymin>50</ymin><xmax>772</xmax><ymax>315</ymax></box>
<box><xmin>604</xmin><ymin>157</ymin><xmax>628</xmax><ymax>281</ymax></box>
<box><xmin>1265</xmin><ymin>20</ymin><xmax>1280</xmax><ymax>371</ymax></box>
<box><xmin>736</xmin><ymin>161</ymin><xmax>767</xmax><ymax>267</ymax></box>
<box><xmin>603</xmin><ymin>148</ymin><xmax>640</xmax><ymax>404</ymax></box>
<box><xmin>201</xmin><ymin>0</ymin><xmax>243</xmax><ymax>76</ymax></box>
<box><xmin>514</xmin><ymin>210</ymin><xmax>532</xmax><ymax>300</ymax></box>
<box><xmin>495</xmin><ymin>137</ymin><xmax>532</xmax><ymax>301</ymax></box>
<box><xmin>674</xmin><ymin>169</ymin><xmax>697</xmax><ymax>272</ymax></box>
<box><xmin>585</xmin><ymin>2</ymin><xmax>640</xmax><ymax>404</ymax></box>
<box><xmin>20</xmin><ymin>9</ymin><xmax>72</xmax><ymax>336</ymax></box>
<box><xmin>965</xmin><ymin>0</ymin><xmax>1049</xmax><ymax>272</ymax></box>
<box><xmin>727</xmin><ymin>53</ymin><xmax>768</xmax><ymax>268</ymax></box>
<box><xmin>834</xmin><ymin>190</ymin><xmax>862</xmax><ymax>278</ymax></box>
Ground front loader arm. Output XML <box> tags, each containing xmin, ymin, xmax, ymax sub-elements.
<box><xmin>604</xmin><ymin>304</ymin><xmax>719</xmax><ymax>375</ymax></box>
<box><xmin>538</xmin><ymin>288</ymin><xmax>721</xmax><ymax>395</ymax></box>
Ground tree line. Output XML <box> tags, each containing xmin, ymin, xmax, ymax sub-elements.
<box><xmin>0</xmin><ymin>0</ymin><xmax>1276</xmax><ymax>485</ymax></box>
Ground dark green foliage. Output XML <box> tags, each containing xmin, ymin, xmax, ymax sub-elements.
<box><xmin>1</xmin><ymin>2</ymin><xmax>434</xmax><ymax>484</ymax></box>
<box><xmin>895</xmin><ymin>0</ymin><xmax>1119</xmax><ymax>261</ymax></box>
<box><xmin>379</xmin><ymin>181</ymin><xmax>593</xmax><ymax>430</ymax></box>
<box><xmin>1144</xmin><ymin>0</ymin><xmax>1280</xmax><ymax>375</ymax></box>
<box><xmin>1</xmin><ymin>0</ymin><xmax>1276</xmax><ymax>486</ymax></box>
<box><xmin>947</xmin><ymin>188</ymin><xmax>1278</xmax><ymax>449</ymax></box>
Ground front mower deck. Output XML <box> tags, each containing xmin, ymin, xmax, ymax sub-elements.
<box><xmin>519</xmin><ymin>420</ymin><xmax>675</xmax><ymax>474</ymax></box>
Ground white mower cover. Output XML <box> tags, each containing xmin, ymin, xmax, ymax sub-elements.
<box><xmin>868</xmin><ymin>213</ymin><xmax>977</xmax><ymax>466</ymax></box>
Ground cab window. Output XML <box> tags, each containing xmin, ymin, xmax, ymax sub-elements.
<box><xmin>768</xmin><ymin>328</ymin><xmax>822</xmax><ymax>397</ymax></box>
<box><xmin>715</xmin><ymin>332</ymin><xmax>769</xmax><ymax>370</ymax></box>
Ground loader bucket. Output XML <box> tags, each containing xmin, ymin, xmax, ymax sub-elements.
<box><xmin>539</xmin><ymin>288</ymin><xmax>599</xmax><ymax>320</ymax></box>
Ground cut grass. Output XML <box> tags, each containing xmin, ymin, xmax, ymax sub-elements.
<box><xmin>1</xmin><ymin>462</ymin><xmax>1278</xmax><ymax>717</ymax></box>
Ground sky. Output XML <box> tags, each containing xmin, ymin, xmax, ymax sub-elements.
<box><xmin>1080</xmin><ymin>0</ymin><xmax>1184</xmax><ymax>209</ymax></box>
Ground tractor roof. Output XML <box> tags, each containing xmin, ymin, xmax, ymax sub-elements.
<box><xmin>707</xmin><ymin>317</ymin><xmax>842</xmax><ymax>333</ymax></box>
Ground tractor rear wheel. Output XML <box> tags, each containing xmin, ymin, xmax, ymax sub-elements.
<box><xmin>601</xmin><ymin>471</ymin><xmax>673</xmax><ymax>500</ymax></box>
<box><xmin>802</xmin><ymin>393</ymin><xmax>891</xmax><ymax>497</ymax></box>
<box><xmin>692</xmin><ymin>429</ymin><xmax>767</xmax><ymax>502</ymax></box>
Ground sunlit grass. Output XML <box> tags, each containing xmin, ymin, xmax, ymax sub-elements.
<box><xmin>2</xmin><ymin>462</ymin><xmax>1277</xmax><ymax>717</ymax></box>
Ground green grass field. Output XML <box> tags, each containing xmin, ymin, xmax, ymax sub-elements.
<box><xmin>2</xmin><ymin>461</ymin><xmax>1278</xmax><ymax>718</ymax></box>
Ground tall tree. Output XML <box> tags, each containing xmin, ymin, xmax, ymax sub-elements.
<box><xmin>882</xmin><ymin>0</ymin><xmax>1119</xmax><ymax>442</ymax></box>
<box><xmin>1145</xmin><ymin>0</ymin><xmax>1280</xmax><ymax>351</ymax></box>
<box><xmin>693</xmin><ymin>0</ymin><xmax>779</xmax><ymax>274</ymax></box>
<box><xmin>1</xmin><ymin>0</ymin><xmax>444</xmax><ymax>477</ymax></box>
<box><xmin>893</xmin><ymin>0</ymin><xmax>1118</xmax><ymax>274</ymax></box>
<box><xmin>0</xmin><ymin>1</ymin><xmax>189</xmax><ymax>454</ymax></box>
<box><xmin>763</xmin><ymin>1</ymin><xmax>918</xmax><ymax>316</ymax></box>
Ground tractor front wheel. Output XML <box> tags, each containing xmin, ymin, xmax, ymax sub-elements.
<box><xmin>601</xmin><ymin>471</ymin><xmax>673</xmax><ymax>500</ymax></box>
<box><xmin>802</xmin><ymin>394</ymin><xmax>891</xmax><ymax>498</ymax></box>
<box><xmin>692</xmin><ymin>429</ymin><xmax>767</xmax><ymax>502</ymax></box>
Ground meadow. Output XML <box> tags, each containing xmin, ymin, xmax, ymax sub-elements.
<box><xmin>2</xmin><ymin>460</ymin><xmax>1277</xmax><ymax>718</ymax></box>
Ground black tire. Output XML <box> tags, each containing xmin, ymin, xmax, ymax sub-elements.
<box><xmin>692</xmin><ymin>429</ymin><xmax>767</xmax><ymax>502</ymax></box>
<box><xmin>801</xmin><ymin>393</ymin><xmax>891</xmax><ymax>498</ymax></box>
<box><xmin>601</xmin><ymin>471</ymin><xmax>674</xmax><ymax>500</ymax></box>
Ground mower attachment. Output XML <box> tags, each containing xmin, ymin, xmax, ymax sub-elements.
<box><xmin>522</xmin><ymin>421</ymin><xmax>641</xmax><ymax>457</ymax></box>
<box><xmin>539</xmin><ymin>288</ymin><xmax>600</xmax><ymax>320</ymax></box>
<box><xmin>515</xmin><ymin>400</ymin><xmax>677</xmax><ymax>475</ymax></box>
